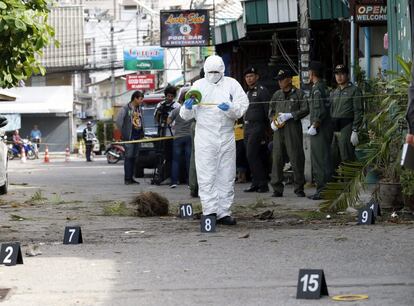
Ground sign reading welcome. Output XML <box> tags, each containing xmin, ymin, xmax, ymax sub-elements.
<box><xmin>353</xmin><ymin>0</ymin><xmax>387</xmax><ymax>25</ymax></box>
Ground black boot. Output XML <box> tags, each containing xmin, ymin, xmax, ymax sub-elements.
<box><xmin>257</xmin><ymin>185</ymin><xmax>269</xmax><ymax>193</ymax></box>
<box><xmin>295</xmin><ymin>191</ymin><xmax>306</xmax><ymax>197</ymax></box>
<box><xmin>217</xmin><ymin>216</ymin><xmax>237</xmax><ymax>225</ymax></box>
<box><xmin>272</xmin><ymin>191</ymin><xmax>283</xmax><ymax>197</ymax></box>
<box><xmin>244</xmin><ymin>185</ymin><xmax>258</xmax><ymax>192</ymax></box>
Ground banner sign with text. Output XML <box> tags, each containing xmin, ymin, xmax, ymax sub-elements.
<box><xmin>160</xmin><ymin>10</ymin><xmax>210</xmax><ymax>47</ymax></box>
<box><xmin>123</xmin><ymin>47</ymin><xmax>164</xmax><ymax>71</ymax></box>
<box><xmin>353</xmin><ymin>0</ymin><xmax>387</xmax><ymax>25</ymax></box>
<box><xmin>126</xmin><ymin>74</ymin><xmax>155</xmax><ymax>90</ymax></box>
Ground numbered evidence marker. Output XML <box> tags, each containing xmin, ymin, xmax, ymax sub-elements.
<box><xmin>358</xmin><ymin>207</ymin><xmax>375</xmax><ymax>225</ymax></box>
<box><xmin>0</xmin><ymin>242</ymin><xmax>23</xmax><ymax>266</ymax></box>
<box><xmin>367</xmin><ymin>199</ymin><xmax>381</xmax><ymax>217</ymax></box>
<box><xmin>200</xmin><ymin>215</ymin><xmax>216</xmax><ymax>233</ymax></box>
<box><xmin>296</xmin><ymin>269</ymin><xmax>329</xmax><ymax>299</ymax></box>
<box><xmin>63</xmin><ymin>226</ymin><xmax>83</xmax><ymax>244</ymax></box>
<box><xmin>179</xmin><ymin>204</ymin><xmax>193</xmax><ymax>218</ymax></box>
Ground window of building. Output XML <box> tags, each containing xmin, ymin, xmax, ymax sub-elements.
<box><xmin>124</xmin><ymin>5</ymin><xmax>137</xmax><ymax>10</ymax></box>
<box><xmin>101</xmin><ymin>47</ymin><xmax>108</xmax><ymax>59</ymax></box>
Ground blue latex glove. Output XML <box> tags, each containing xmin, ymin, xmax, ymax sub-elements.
<box><xmin>217</xmin><ymin>102</ymin><xmax>230</xmax><ymax>111</ymax></box>
<box><xmin>184</xmin><ymin>98</ymin><xmax>194</xmax><ymax>110</ymax></box>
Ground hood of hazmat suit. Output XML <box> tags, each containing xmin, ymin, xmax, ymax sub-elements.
<box><xmin>179</xmin><ymin>55</ymin><xmax>249</xmax><ymax>219</ymax></box>
<box><xmin>204</xmin><ymin>55</ymin><xmax>225</xmax><ymax>84</ymax></box>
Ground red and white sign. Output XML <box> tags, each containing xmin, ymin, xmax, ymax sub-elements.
<box><xmin>126</xmin><ymin>74</ymin><xmax>155</xmax><ymax>90</ymax></box>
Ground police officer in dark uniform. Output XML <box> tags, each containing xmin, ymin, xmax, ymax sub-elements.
<box><xmin>243</xmin><ymin>66</ymin><xmax>271</xmax><ymax>193</ymax></box>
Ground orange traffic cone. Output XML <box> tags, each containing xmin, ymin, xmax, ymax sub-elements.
<box><xmin>65</xmin><ymin>146</ymin><xmax>70</xmax><ymax>162</ymax></box>
<box><xmin>20</xmin><ymin>146</ymin><xmax>26</xmax><ymax>163</ymax></box>
<box><xmin>44</xmin><ymin>145</ymin><xmax>50</xmax><ymax>163</ymax></box>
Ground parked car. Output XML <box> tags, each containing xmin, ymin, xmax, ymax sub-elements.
<box><xmin>0</xmin><ymin>117</ymin><xmax>10</xmax><ymax>194</ymax></box>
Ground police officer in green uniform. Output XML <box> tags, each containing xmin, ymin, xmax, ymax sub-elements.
<box><xmin>330</xmin><ymin>65</ymin><xmax>363</xmax><ymax>169</ymax></box>
<box><xmin>307</xmin><ymin>61</ymin><xmax>333</xmax><ymax>200</ymax></box>
<box><xmin>269</xmin><ymin>70</ymin><xmax>309</xmax><ymax>197</ymax></box>
<box><xmin>243</xmin><ymin>66</ymin><xmax>271</xmax><ymax>193</ymax></box>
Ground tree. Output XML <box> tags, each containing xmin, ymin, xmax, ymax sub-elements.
<box><xmin>0</xmin><ymin>0</ymin><xmax>56</xmax><ymax>88</ymax></box>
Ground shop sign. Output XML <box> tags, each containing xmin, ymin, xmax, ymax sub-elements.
<box><xmin>354</xmin><ymin>0</ymin><xmax>387</xmax><ymax>25</ymax></box>
<box><xmin>123</xmin><ymin>47</ymin><xmax>164</xmax><ymax>71</ymax></box>
<box><xmin>160</xmin><ymin>10</ymin><xmax>210</xmax><ymax>47</ymax></box>
<box><xmin>126</xmin><ymin>74</ymin><xmax>155</xmax><ymax>90</ymax></box>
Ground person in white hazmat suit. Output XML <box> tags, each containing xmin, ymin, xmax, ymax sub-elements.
<box><xmin>180</xmin><ymin>55</ymin><xmax>249</xmax><ymax>225</ymax></box>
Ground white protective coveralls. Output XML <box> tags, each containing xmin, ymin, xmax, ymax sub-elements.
<box><xmin>180</xmin><ymin>55</ymin><xmax>249</xmax><ymax>218</ymax></box>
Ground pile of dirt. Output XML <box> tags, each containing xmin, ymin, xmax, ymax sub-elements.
<box><xmin>133</xmin><ymin>191</ymin><xmax>169</xmax><ymax>217</ymax></box>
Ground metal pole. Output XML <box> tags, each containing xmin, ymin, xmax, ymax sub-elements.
<box><xmin>350</xmin><ymin>16</ymin><xmax>356</xmax><ymax>83</ymax></box>
<box><xmin>182</xmin><ymin>47</ymin><xmax>186</xmax><ymax>84</ymax></box>
<box><xmin>110</xmin><ymin>20</ymin><xmax>115</xmax><ymax>115</ymax></box>
<box><xmin>111</xmin><ymin>0</ymin><xmax>116</xmax><ymax>119</ymax></box>
<box><xmin>213</xmin><ymin>0</ymin><xmax>216</xmax><ymax>49</ymax></box>
<box><xmin>298</xmin><ymin>0</ymin><xmax>311</xmax><ymax>88</ymax></box>
<box><xmin>364</xmin><ymin>27</ymin><xmax>371</xmax><ymax>80</ymax></box>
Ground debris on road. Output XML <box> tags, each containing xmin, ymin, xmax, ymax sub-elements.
<box><xmin>254</xmin><ymin>210</ymin><xmax>274</xmax><ymax>220</ymax></box>
<box><xmin>25</xmin><ymin>244</ymin><xmax>42</xmax><ymax>257</ymax></box>
<box><xmin>238</xmin><ymin>232</ymin><xmax>250</xmax><ymax>239</ymax></box>
<box><xmin>134</xmin><ymin>191</ymin><xmax>169</xmax><ymax>217</ymax></box>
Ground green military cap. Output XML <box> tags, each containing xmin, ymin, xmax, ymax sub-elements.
<box><xmin>274</xmin><ymin>69</ymin><xmax>292</xmax><ymax>81</ymax></box>
<box><xmin>309</xmin><ymin>61</ymin><xmax>323</xmax><ymax>73</ymax></box>
<box><xmin>334</xmin><ymin>64</ymin><xmax>349</xmax><ymax>74</ymax></box>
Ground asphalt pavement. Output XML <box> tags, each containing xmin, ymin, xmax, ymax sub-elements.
<box><xmin>0</xmin><ymin>157</ymin><xmax>413</xmax><ymax>305</ymax></box>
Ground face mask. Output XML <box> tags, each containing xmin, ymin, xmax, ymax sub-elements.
<box><xmin>206</xmin><ymin>72</ymin><xmax>222</xmax><ymax>84</ymax></box>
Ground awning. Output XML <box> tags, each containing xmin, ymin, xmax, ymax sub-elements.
<box><xmin>214</xmin><ymin>16</ymin><xmax>246</xmax><ymax>45</ymax></box>
<box><xmin>0</xmin><ymin>86</ymin><xmax>73</xmax><ymax>114</ymax></box>
<box><xmin>242</xmin><ymin>0</ymin><xmax>349</xmax><ymax>26</ymax></box>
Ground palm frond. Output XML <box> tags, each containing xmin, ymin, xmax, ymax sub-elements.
<box><xmin>319</xmin><ymin>161</ymin><xmax>366</xmax><ymax>212</ymax></box>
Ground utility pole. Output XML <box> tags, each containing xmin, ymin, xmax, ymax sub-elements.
<box><xmin>111</xmin><ymin>0</ymin><xmax>117</xmax><ymax>117</ymax></box>
<box><xmin>297</xmin><ymin>0</ymin><xmax>311</xmax><ymax>89</ymax></box>
<box><xmin>182</xmin><ymin>47</ymin><xmax>186</xmax><ymax>84</ymax></box>
<box><xmin>110</xmin><ymin>20</ymin><xmax>115</xmax><ymax>112</ymax></box>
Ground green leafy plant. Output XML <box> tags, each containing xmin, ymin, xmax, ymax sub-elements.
<box><xmin>103</xmin><ymin>201</ymin><xmax>131</xmax><ymax>216</ymax></box>
<box><xmin>29</xmin><ymin>189</ymin><xmax>47</xmax><ymax>203</ymax></box>
<box><xmin>0</xmin><ymin>0</ymin><xmax>57</xmax><ymax>88</ymax></box>
<box><xmin>51</xmin><ymin>194</ymin><xmax>66</xmax><ymax>205</ymax></box>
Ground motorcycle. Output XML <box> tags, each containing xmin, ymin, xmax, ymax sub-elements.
<box><xmin>8</xmin><ymin>139</ymin><xmax>36</xmax><ymax>160</ymax></box>
<box><xmin>105</xmin><ymin>143</ymin><xmax>125</xmax><ymax>164</ymax></box>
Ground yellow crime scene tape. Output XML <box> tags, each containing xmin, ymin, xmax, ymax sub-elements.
<box><xmin>113</xmin><ymin>136</ymin><xmax>176</xmax><ymax>145</ymax></box>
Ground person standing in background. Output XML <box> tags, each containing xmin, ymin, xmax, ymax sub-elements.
<box><xmin>307</xmin><ymin>61</ymin><xmax>333</xmax><ymax>200</ymax></box>
<box><xmin>243</xmin><ymin>66</ymin><xmax>271</xmax><ymax>193</ymax></box>
<box><xmin>116</xmin><ymin>91</ymin><xmax>145</xmax><ymax>185</ymax></box>
<box><xmin>330</xmin><ymin>65</ymin><xmax>363</xmax><ymax>168</ymax></box>
<box><xmin>30</xmin><ymin>125</ymin><xmax>42</xmax><ymax>158</ymax></box>
<box><xmin>167</xmin><ymin>104</ymin><xmax>193</xmax><ymax>188</ymax></box>
<box><xmin>269</xmin><ymin>70</ymin><xmax>309</xmax><ymax>198</ymax></box>
<box><xmin>82</xmin><ymin>122</ymin><xmax>95</xmax><ymax>162</ymax></box>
